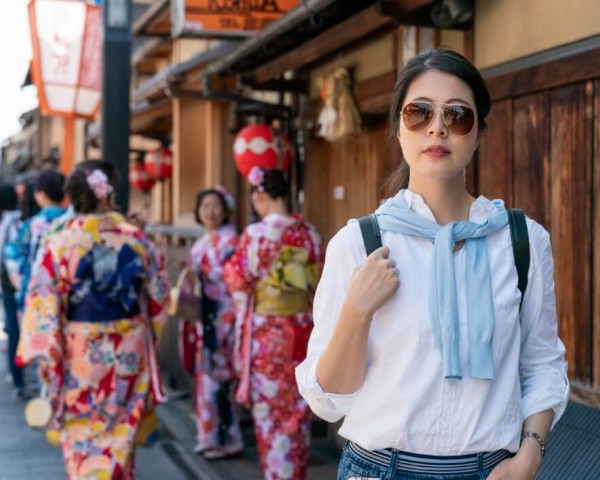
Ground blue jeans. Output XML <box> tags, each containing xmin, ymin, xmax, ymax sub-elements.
<box><xmin>337</xmin><ymin>442</ymin><xmax>511</xmax><ymax>480</ymax></box>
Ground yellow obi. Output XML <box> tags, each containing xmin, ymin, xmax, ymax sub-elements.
<box><xmin>254</xmin><ymin>246</ymin><xmax>320</xmax><ymax>316</ymax></box>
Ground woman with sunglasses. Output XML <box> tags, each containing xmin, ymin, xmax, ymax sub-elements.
<box><xmin>296</xmin><ymin>49</ymin><xmax>568</xmax><ymax>480</ymax></box>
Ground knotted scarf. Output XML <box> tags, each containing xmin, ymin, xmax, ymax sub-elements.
<box><xmin>375</xmin><ymin>190</ymin><xmax>508</xmax><ymax>380</ymax></box>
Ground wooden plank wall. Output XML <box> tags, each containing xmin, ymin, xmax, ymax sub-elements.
<box><xmin>304</xmin><ymin>122</ymin><xmax>389</xmax><ymax>243</ymax></box>
<box><xmin>477</xmin><ymin>78</ymin><xmax>598</xmax><ymax>394</ymax></box>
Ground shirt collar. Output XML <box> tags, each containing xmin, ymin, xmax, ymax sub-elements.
<box><xmin>402</xmin><ymin>189</ymin><xmax>496</xmax><ymax>224</ymax></box>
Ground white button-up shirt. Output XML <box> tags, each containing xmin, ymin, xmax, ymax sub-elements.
<box><xmin>296</xmin><ymin>190</ymin><xmax>569</xmax><ymax>455</ymax></box>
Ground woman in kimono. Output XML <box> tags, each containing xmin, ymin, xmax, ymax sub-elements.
<box><xmin>6</xmin><ymin>170</ymin><xmax>66</xmax><ymax>398</ymax></box>
<box><xmin>187</xmin><ymin>186</ymin><xmax>244</xmax><ymax>459</ymax></box>
<box><xmin>224</xmin><ymin>167</ymin><xmax>323</xmax><ymax>480</ymax></box>
<box><xmin>12</xmin><ymin>170</ymin><xmax>67</xmax><ymax>313</ymax></box>
<box><xmin>16</xmin><ymin>160</ymin><xmax>170</xmax><ymax>480</ymax></box>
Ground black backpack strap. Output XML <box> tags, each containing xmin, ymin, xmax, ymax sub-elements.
<box><xmin>507</xmin><ymin>208</ymin><xmax>530</xmax><ymax>310</ymax></box>
<box><xmin>358</xmin><ymin>214</ymin><xmax>382</xmax><ymax>256</ymax></box>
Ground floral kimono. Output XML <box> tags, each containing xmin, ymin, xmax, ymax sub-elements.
<box><xmin>4</xmin><ymin>205</ymin><xmax>66</xmax><ymax>312</ymax></box>
<box><xmin>187</xmin><ymin>223</ymin><xmax>243</xmax><ymax>455</ymax></box>
<box><xmin>16</xmin><ymin>212</ymin><xmax>170</xmax><ymax>480</ymax></box>
<box><xmin>224</xmin><ymin>213</ymin><xmax>322</xmax><ymax>480</ymax></box>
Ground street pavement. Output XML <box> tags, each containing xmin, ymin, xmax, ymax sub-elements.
<box><xmin>154</xmin><ymin>390</ymin><xmax>339</xmax><ymax>480</ymax></box>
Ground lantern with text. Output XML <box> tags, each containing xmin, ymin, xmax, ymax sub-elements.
<box><xmin>28</xmin><ymin>0</ymin><xmax>102</xmax><ymax>173</ymax></box>
<box><xmin>145</xmin><ymin>146</ymin><xmax>173</xmax><ymax>181</ymax></box>
<box><xmin>130</xmin><ymin>160</ymin><xmax>155</xmax><ymax>192</ymax></box>
<box><xmin>233</xmin><ymin>124</ymin><xmax>291</xmax><ymax>178</ymax></box>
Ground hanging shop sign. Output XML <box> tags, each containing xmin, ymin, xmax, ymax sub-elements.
<box><xmin>171</xmin><ymin>0</ymin><xmax>300</xmax><ymax>38</ymax></box>
<box><xmin>28</xmin><ymin>0</ymin><xmax>102</xmax><ymax>119</ymax></box>
<box><xmin>233</xmin><ymin>123</ymin><xmax>291</xmax><ymax>177</ymax></box>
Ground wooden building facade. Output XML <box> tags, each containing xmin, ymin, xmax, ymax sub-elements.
<box><xmin>477</xmin><ymin>45</ymin><xmax>600</xmax><ymax>405</ymax></box>
<box><xmin>129</xmin><ymin>0</ymin><xmax>600</xmax><ymax>405</ymax></box>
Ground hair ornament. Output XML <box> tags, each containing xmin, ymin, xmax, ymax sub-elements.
<box><xmin>86</xmin><ymin>169</ymin><xmax>113</xmax><ymax>200</ymax></box>
<box><xmin>247</xmin><ymin>166</ymin><xmax>265</xmax><ymax>192</ymax></box>
<box><xmin>214</xmin><ymin>184</ymin><xmax>235</xmax><ymax>210</ymax></box>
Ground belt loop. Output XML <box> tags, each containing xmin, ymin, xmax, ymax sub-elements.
<box><xmin>477</xmin><ymin>452</ymin><xmax>484</xmax><ymax>479</ymax></box>
<box><xmin>385</xmin><ymin>449</ymin><xmax>399</xmax><ymax>480</ymax></box>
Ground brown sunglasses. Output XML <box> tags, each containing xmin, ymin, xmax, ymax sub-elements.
<box><xmin>402</xmin><ymin>101</ymin><xmax>476</xmax><ymax>136</ymax></box>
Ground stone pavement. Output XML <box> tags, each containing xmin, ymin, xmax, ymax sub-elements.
<box><xmin>0</xmin><ymin>333</ymin><xmax>190</xmax><ymax>480</ymax></box>
<box><xmin>155</xmin><ymin>390</ymin><xmax>340</xmax><ymax>480</ymax></box>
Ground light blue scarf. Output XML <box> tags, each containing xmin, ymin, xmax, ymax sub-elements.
<box><xmin>375</xmin><ymin>190</ymin><xmax>508</xmax><ymax>380</ymax></box>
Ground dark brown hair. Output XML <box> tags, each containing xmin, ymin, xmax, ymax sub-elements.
<box><xmin>250</xmin><ymin>168</ymin><xmax>288</xmax><ymax>200</ymax></box>
<box><xmin>65</xmin><ymin>160</ymin><xmax>117</xmax><ymax>214</ymax></box>
<box><xmin>34</xmin><ymin>169</ymin><xmax>65</xmax><ymax>203</ymax></box>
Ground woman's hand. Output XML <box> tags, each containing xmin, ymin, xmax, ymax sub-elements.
<box><xmin>344</xmin><ymin>246</ymin><xmax>400</xmax><ymax>322</ymax></box>
<box><xmin>487</xmin><ymin>442</ymin><xmax>541</xmax><ymax>480</ymax></box>
<box><xmin>315</xmin><ymin>245</ymin><xmax>400</xmax><ymax>394</ymax></box>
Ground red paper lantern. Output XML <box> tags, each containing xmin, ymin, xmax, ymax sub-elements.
<box><xmin>130</xmin><ymin>161</ymin><xmax>155</xmax><ymax>192</ymax></box>
<box><xmin>233</xmin><ymin>124</ymin><xmax>291</xmax><ymax>177</ymax></box>
<box><xmin>145</xmin><ymin>146</ymin><xmax>173</xmax><ymax>180</ymax></box>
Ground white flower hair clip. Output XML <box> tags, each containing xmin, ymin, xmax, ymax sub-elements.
<box><xmin>247</xmin><ymin>166</ymin><xmax>265</xmax><ymax>192</ymax></box>
<box><xmin>214</xmin><ymin>185</ymin><xmax>235</xmax><ymax>210</ymax></box>
<box><xmin>86</xmin><ymin>169</ymin><xmax>113</xmax><ymax>200</ymax></box>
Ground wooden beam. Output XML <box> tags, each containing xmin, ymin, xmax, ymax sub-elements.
<box><xmin>130</xmin><ymin>99</ymin><xmax>172</xmax><ymax>134</ymax></box>
<box><xmin>133</xmin><ymin>0</ymin><xmax>170</xmax><ymax>36</ymax></box>
<box><xmin>241</xmin><ymin>77</ymin><xmax>308</xmax><ymax>93</ymax></box>
<box><xmin>486</xmin><ymin>47</ymin><xmax>600</xmax><ymax>101</ymax></box>
<box><xmin>132</xmin><ymin>38</ymin><xmax>170</xmax><ymax>66</ymax></box>
<box><xmin>252</xmin><ymin>5</ymin><xmax>393</xmax><ymax>85</ymax></box>
<box><xmin>379</xmin><ymin>0</ymin><xmax>436</xmax><ymax>11</ymax></box>
<box><xmin>354</xmin><ymin>71</ymin><xmax>396</xmax><ymax>116</ymax></box>
<box><xmin>355</xmin><ymin>71</ymin><xmax>396</xmax><ymax>103</ymax></box>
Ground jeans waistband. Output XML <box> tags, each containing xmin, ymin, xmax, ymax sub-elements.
<box><xmin>348</xmin><ymin>442</ymin><xmax>512</xmax><ymax>475</ymax></box>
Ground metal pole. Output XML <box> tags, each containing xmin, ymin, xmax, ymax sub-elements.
<box><xmin>101</xmin><ymin>0</ymin><xmax>132</xmax><ymax>213</ymax></box>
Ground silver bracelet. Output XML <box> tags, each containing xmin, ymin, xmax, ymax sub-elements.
<box><xmin>521</xmin><ymin>431</ymin><xmax>546</xmax><ymax>458</ymax></box>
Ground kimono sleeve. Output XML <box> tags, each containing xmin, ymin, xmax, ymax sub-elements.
<box><xmin>223</xmin><ymin>229</ymin><xmax>259</xmax><ymax>296</ymax></box>
<box><xmin>144</xmin><ymin>239</ymin><xmax>171</xmax><ymax>341</ymax></box>
<box><xmin>3</xmin><ymin>220</ymin><xmax>28</xmax><ymax>305</ymax></box>
<box><xmin>16</xmin><ymin>242</ymin><xmax>65</xmax><ymax>373</ymax></box>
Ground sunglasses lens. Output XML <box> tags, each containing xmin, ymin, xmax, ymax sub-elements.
<box><xmin>402</xmin><ymin>103</ymin><xmax>435</xmax><ymax>132</ymax></box>
<box><xmin>442</xmin><ymin>105</ymin><xmax>475</xmax><ymax>136</ymax></box>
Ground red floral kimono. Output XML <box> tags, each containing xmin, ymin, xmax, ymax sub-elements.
<box><xmin>187</xmin><ymin>223</ymin><xmax>243</xmax><ymax>455</ymax></box>
<box><xmin>224</xmin><ymin>213</ymin><xmax>322</xmax><ymax>480</ymax></box>
<box><xmin>16</xmin><ymin>213</ymin><xmax>170</xmax><ymax>480</ymax></box>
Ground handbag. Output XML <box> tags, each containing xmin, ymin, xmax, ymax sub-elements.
<box><xmin>178</xmin><ymin>318</ymin><xmax>198</xmax><ymax>375</ymax></box>
<box><xmin>24</xmin><ymin>385</ymin><xmax>53</xmax><ymax>429</ymax></box>
<box><xmin>168</xmin><ymin>266</ymin><xmax>202</xmax><ymax>319</ymax></box>
<box><xmin>135</xmin><ymin>406</ymin><xmax>159</xmax><ymax>447</ymax></box>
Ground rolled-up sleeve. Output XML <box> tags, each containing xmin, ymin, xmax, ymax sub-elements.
<box><xmin>519</xmin><ymin>222</ymin><xmax>569</xmax><ymax>428</ymax></box>
<box><xmin>295</xmin><ymin>222</ymin><xmax>364</xmax><ymax>422</ymax></box>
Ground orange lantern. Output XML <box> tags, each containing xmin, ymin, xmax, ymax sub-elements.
<box><xmin>145</xmin><ymin>146</ymin><xmax>173</xmax><ymax>181</ymax></box>
<box><xmin>28</xmin><ymin>0</ymin><xmax>102</xmax><ymax>174</ymax></box>
<box><xmin>232</xmin><ymin>124</ymin><xmax>291</xmax><ymax>178</ymax></box>
<box><xmin>129</xmin><ymin>161</ymin><xmax>155</xmax><ymax>192</ymax></box>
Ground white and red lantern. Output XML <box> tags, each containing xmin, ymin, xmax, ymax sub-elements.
<box><xmin>129</xmin><ymin>161</ymin><xmax>155</xmax><ymax>192</ymax></box>
<box><xmin>233</xmin><ymin>124</ymin><xmax>291</xmax><ymax>177</ymax></box>
<box><xmin>145</xmin><ymin>146</ymin><xmax>173</xmax><ymax>180</ymax></box>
